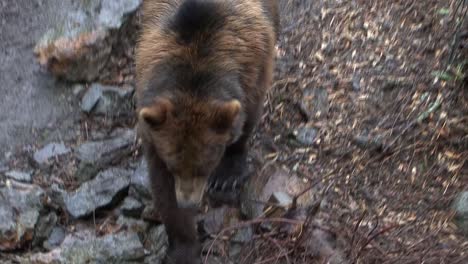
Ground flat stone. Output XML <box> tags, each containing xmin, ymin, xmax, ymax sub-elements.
<box><xmin>80</xmin><ymin>83</ymin><xmax>134</xmax><ymax>116</ymax></box>
<box><xmin>5</xmin><ymin>170</ymin><xmax>32</xmax><ymax>183</ymax></box>
<box><xmin>80</xmin><ymin>84</ymin><xmax>103</xmax><ymax>113</ymax></box>
<box><xmin>294</xmin><ymin>125</ymin><xmax>318</xmax><ymax>145</ymax></box>
<box><xmin>131</xmin><ymin>159</ymin><xmax>152</xmax><ymax>200</ymax></box>
<box><xmin>352</xmin><ymin>74</ymin><xmax>361</xmax><ymax>91</ymax></box>
<box><xmin>76</xmin><ymin>129</ymin><xmax>135</xmax><ymax>164</ymax></box>
<box><xmin>300</xmin><ymin>86</ymin><xmax>329</xmax><ymax>120</ymax></box>
<box><xmin>43</xmin><ymin>226</ymin><xmax>67</xmax><ymax>250</ymax></box>
<box><xmin>29</xmin><ymin>230</ymin><xmax>146</xmax><ymax>263</ymax></box>
<box><xmin>64</xmin><ymin>167</ymin><xmax>131</xmax><ymax>218</ymax></box>
<box><xmin>33</xmin><ymin>142</ymin><xmax>70</xmax><ymax>165</ymax></box>
<box><xmin>34</xmin><ymin>0</ymin><xmax>142</xmax><ymax>82</ymax></box>
<box><xmin>453</xmin><ymin>191</ymin><xmax>468</xmax><ymax>236</ymax></box>
<box><xmin>120</xmin><ymin>196</ymin><xmax>144</xmax><ymax>217</ymax></box>
<box><xmin>94</xmin><ymin>85</ymin><xmax>135</xmax><ymax>116</ymax></box>
<box><xmin>0</xmin><ymin>181</ymin><xmax>45</xmax><ymax>250</ymax></box>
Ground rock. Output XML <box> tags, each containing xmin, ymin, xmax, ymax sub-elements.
<box><xmin>231</xmin><ymin>226</ymin><xmax>253</xmax><ymax>243</ymax></box>
<box><xmin>64</xmin><ymin>168</ymin><xmax>131</xmax><ymax>218</ymax></box>
<box><xmin>32</xmin><ymin>212</ymin><xmax>58</xmax><ymax>247</ymax></box>
<box><xmin>116</xmin><ymin>215</ymin><xmax>149</xmax><ymax>234</ymax></box>
<box><xmin>120</xmin><ymin>196</ymin><xmax>144</xmax><ymax>217</ymax></box>
<box><xmin>72</xmin><ymin>84</ymin><xmax>86</xmax><ymax>96</ymax></box>
<box><xmin>94</xmin><ymin>85</ymin><xmax>135</xmax><ymax>116</ymax></box>
<box><xmin>76</xmin><ymin>129</ymin><xmax>135</xmax><ymax>164</ymax></box>
<box><xmin>5</xmin><ymin>170</ymin><xmax>32</xmax><ymax>183</ymax></box>
<box><xmin>34</xmin><ymin>0</ymin><xmax>142</xmax><ymax>82</ymax></box>
<box><xmin>80</xmin><ymin>84</ymin><xmax>103</xmax><ymax>113</ymax></box>
<box><xmin>81</xmin><ymin>83</ymin><xmax>134</xmax><ymax>116</ymax></box>
<box><xmin>0</xmin><ymin>164</ymin><xmax>8</xmax><ymax>173</ymax></box>
<box><xmin>300</xmin><ymin>86</ymin><xmax>328</xmax><ymax>120</ymax></box>
<box><xmin>264</xmin><ymin>191</ymin><xmax>293</xmax><ymax>218</ymax></box>
<box><xmin>33</xmin><ymin>142</ymin><xmax>70</xmax><ymax>165</ymax></box>
<box><xmin>352</xmin><ymin>74</ymin><xmax>361</xmax><ymax>91</ymax></box>
<box><xmin>0</xmin><ymin>181</ymin><xmax>45</xmax><ymax>250</ymax></box>
<box><xmin>303</xmin><ymin>228</ymin><xmax>347</xmax><ymax>264</ymax></box>
<box><xmin>199</xmin><ymin>206</ymin><xmax>242</xmax><ymax>237</ymax></box>
<box><xmin>352</xmin><ymin>135</ymin><xmax>384</xmax><ymax>152</ymax></box>
<box><xmin>43</xmin><ymin>226</ymin><xmax>66</xmax><ymax>250</ymax></box>
<box><xmin>131</xmin><ymin>159</ymin><xmax>152</xmax><ymax>200</ymax></box>
<box><xmin>29</xmin><ymin>230</ymin><xmax>146</xmax><ymax>263</ymax></box>
<box><xmin>74</xmin><ymin>162</ymin><xmax>101</xmax><ymax>184</ymax></box>
<box><xmin>144</xmin><ymin>225</ymin><xmax>168</xmax><ymax>260</ymax></box>
<box><xmin>141</xmin><ymin>205</ymin><xmax>162</xmax><ymax>223</ymax></box>
<box><xmin>241</xmin><ymin>165</ymin><xmax>318</xmax><ymax>219</ymax></box>
<box><xmin>453</xmin><ymin>191</ymin><xmax>468</xmax><ymax>236</ymax></box>
<box><xmin>294</xmin><ymin>125</ymin><xmax>318</xmax><ymax>145</ymax></box>
<box><xmin>74</xmin><ymin>129</ymin><xmax>135</xmax><ymax>182</ymax></box>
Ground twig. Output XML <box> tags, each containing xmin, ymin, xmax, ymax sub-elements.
<box><xmin>203</xmin><ymin>218</ymin><xmax>304</xmax><ymax>264</ymax></box>
<box><xmin>354</xmin><ymin>224</ymin><xmax>399</xmax><ymax>261</ymax></box>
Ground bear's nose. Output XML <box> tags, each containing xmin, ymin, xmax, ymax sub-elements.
<box><xmin>175</xmin><ymin>176</ymin><xmax>207</xmax><ymax>208</ymax></box>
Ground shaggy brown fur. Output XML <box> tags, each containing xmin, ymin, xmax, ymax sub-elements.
<box><xmin>136</xmin><ymin>0</ymin><xmax>278</xmax><ymax>263</ymax></box>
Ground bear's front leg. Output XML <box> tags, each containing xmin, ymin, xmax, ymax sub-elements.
<box><xmin>207</xmin><ymin>138</ymin><xmax>250</xmax><ymax>206</ymax></box>
<box><xmin>145</xmin><ymin>146</ymin><xmax>201</xmax><ymax>264</ymax></box>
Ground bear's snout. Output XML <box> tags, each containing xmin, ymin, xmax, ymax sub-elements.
<box><xmin>174</xmin><ymin>176</ymin><xmax>206</xmax><ymax>208</ymax></box>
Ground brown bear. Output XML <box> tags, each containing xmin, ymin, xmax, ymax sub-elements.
<box><xmin>135</xmin><ymin>0</ymin><xmax>279</xmax><ymax>263</ymax></box>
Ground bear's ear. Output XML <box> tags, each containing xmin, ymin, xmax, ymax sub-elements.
<box><xmin>139</xmin><ymin>98</ymin><xmax>173</xmax><ymax>129</ymax></box>
<box><xmin>211</xmin><ymin>99</ymin><xmax>241</xmax><ymax>133</ymax></box>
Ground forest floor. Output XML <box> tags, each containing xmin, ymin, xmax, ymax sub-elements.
<box><xmin>0</xmin><ymin>0</ymin><xmax>467</xmax><ymax>263</ymax></box>
<box><xmin>251</xmin><ymin>0</ymin><xmax>467</xmax><ymax>263</ymax></box>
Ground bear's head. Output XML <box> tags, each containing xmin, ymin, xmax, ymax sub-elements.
<box><xmin>138</xmin><ymin>95</ymin><xmax>244</xmax><ymax>207</ymax></box>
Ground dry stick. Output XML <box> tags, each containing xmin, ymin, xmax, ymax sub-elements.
<box><xmin>253</xmin><ymin>249</ymin><xmax>295</xmax><ymax>264</ymax></box>
<box><xmin>265</xmin><ymin>236</ymin><xmax>291</xmax><ymax>264</ymax></box>
<box><xmin>384</xmin><ymin>97</ymin><xmax>442</xmax><ymax>153</ymax></box>
<box><xmin>350</xmin><ymin>210</ymin><xmax>367</xmax><ymax>259</ymax></box>
<box><xmin>354</xmin><ymin>224</ymin><xmax>399</xmax><ymax>262</ymax></box>
<box><xmin>203</xmin><ymin>218</ymin><xmax>304</xmax><ymax>264</ymax></box>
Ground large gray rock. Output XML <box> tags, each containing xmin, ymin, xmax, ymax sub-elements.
<box><xmin>75</xmin><ymin>129</ymin><xmax>135</xmax><ymax>182</ymax></box>
<box><xmin>131</xmin><ymin>159</ymin><xmax>152</xmax><ymax>200</ymax></box>
<box><xmin>28</xmin><ymin>230</ymin><xmax>146</xmax><ymax>263</ymax></box>
<box><xmin>76</xmin><ymin>129</ymin><xmax>135</xmax><ymax>164</ymax></box>
<box><xmin>64</xmin><ymin>168</ymin><xmax>131</xmax><ymax>218</ymax></box>
<box><xmin>0</xmin><ymin>181</ymin><xmax>45</xmax><ymax>250</ymax></box>
<box><xmin>33</xmin><ymin>142</ymin><xmax>70</xmax><ymax>165</ymax></box>
<box><xmin>453</xmin><ymin>191</ymin><xmax>468</xmax><ymax>236</ymax></box>
<box><xmin>34</xmin><ymin>0</ymin><xmax>142</xmax><ymax>82</ymax></box>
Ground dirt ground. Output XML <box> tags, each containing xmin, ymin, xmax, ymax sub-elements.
<box><xmin>250</xmin><ymin>0</ymin><xmax>467</xmax><ymax>263</ymax></box>
<box><xmin>0</xmin><ymin>0</ymin><xmax>80</xmax><ymax>155</ymax></box>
